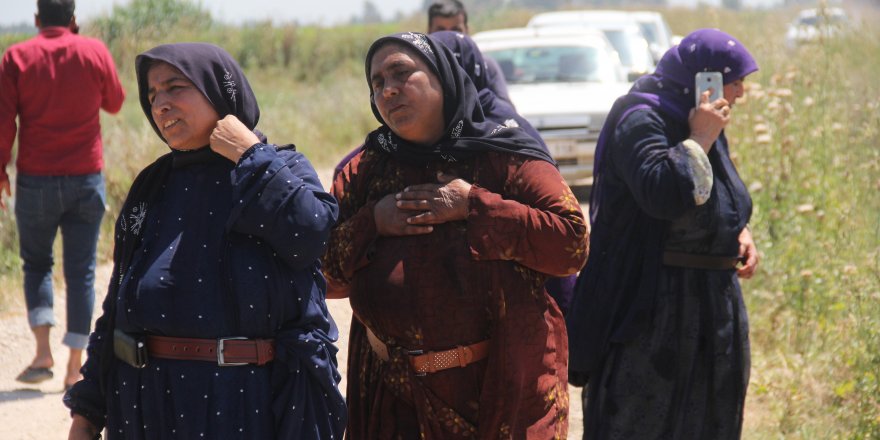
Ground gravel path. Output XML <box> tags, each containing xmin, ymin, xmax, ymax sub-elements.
<box><xmin>0</xmin><ymin>169</ymin><xmax>586</xmax><ymax>439</ymax></box>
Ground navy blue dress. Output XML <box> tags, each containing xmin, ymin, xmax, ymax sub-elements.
<box><xmin>567</xmin><ymin>108</ymin><xmax>752</xmax><ymax>439</ymax></box>
<box><xmin>68</xmin><ymin>145</ymin><xmax>345</xmax><ymax>439</ymax></box>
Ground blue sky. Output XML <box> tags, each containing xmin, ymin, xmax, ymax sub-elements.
<box><xmin>2</xmin><ymin>0</ymin><xmax>784</xmax><ymax>26</ymax></box>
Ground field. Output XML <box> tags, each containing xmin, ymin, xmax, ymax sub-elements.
<box><xmin>1</xmin><ymin>0</ymin><xmax>878</xmax><ymax>437</ymax></box>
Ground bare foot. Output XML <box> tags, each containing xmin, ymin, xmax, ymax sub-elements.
<box><xmin>64</xmin><ymin>371</ymin><xmax>82</xmax><ymax>388</ymax></box>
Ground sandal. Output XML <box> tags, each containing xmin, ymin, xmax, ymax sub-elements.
<box><xmin>15</xmin><ymin>366</ymin><xmax>53</xmax><ymax>384</ymax></box>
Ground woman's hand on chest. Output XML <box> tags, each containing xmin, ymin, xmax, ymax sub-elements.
<box><xmin>373</xmin><ymin>171</ymin><xmax>472</xmax><ymax>236</ymax></box>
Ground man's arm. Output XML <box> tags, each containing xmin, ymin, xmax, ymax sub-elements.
<box><xmin>0</xmin><ymin>51</ymin><xmax>20</xmax><ymax>207</ymax></box>
<box><xmin>96</xmin><ymin>42</ymin><xmax>125</xmax><ymax>114</ymax></box>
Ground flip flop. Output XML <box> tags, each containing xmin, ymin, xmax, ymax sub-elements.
<box><xmin>15</xmin><ymin>366</ymin><xmax>53</xmax><ymax>384</ymax></box>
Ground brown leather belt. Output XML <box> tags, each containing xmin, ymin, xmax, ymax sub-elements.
<box><xmin>662</xmin><ymin>251</ymin><xmax>742</xmax><ymax>270</ymax></box>
<box><xmin>146</xmin><ymin>335</ymin><xmax>275</xmax><ymax>366</ymax></box>
<box><xmin>366</xmin><ymin>327</ymin><xmax>489</xmax><ymax>376</ymax></box>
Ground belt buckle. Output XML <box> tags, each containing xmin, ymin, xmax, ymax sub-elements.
<box><xmin>407</xmin><ymin>349</ymin><xmax>427</xmax><ymax>376</ymax></box>
<box><xmin>217</xmin><ymin>337</ymin><xmax>248</xmax><ymax>366</ymax></box>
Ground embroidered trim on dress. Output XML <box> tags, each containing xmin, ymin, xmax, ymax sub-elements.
<box><xmin>128</xmin><ymin>202</ymin><xmax>148</xmax><ymax>236</ymax></box>
<box><xmin>681</xmin><ymin>139</ymin><xmax>713</xmax><ymax>205</ymax></box>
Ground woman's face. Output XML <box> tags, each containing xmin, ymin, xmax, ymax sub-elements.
<box><xmin>723</xmin><ymin>78</ymin><xmax>746</xmax><ymax>106</ymax></box>
<box><xmin>146</xmin><ymin>62</ymin><xmax>220</xmax><ymax>150</ymax></box>
<box><xmin>369</xmin><ymin>43</ymin><xmax>445</xmax><ymax>146</ymax></box>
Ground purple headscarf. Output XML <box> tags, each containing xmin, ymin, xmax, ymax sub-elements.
<box><xmin>626</xmin><ymin>28</ymin><xmax>759</xmax><ymax>123</ymax></box>
<box><xmin>591</xmin><ymin>28</ymin><xmax>758</xmax><ymax>223</ymax></box>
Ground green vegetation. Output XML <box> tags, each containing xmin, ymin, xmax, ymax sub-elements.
<box><xmin>664</xmin><ymin>7</ymin><xmax>880</xmax><ymax>438</ymax></box>
<box><xmin>1</xmin><ymin>0</ymin><xmax>878</xmax><ymax>437</ymax></box>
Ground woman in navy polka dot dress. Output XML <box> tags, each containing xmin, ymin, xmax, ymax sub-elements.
<box><xmin>64</xmin><ymin>43</ymin><xmax>346</xmax><ymax>440</ymax></box>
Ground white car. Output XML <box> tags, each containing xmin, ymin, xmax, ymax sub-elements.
<box><xmin>629</xmin><ymin>11</ymin><xmax>677</xmax><ymax>61</ymax></box>
<box><xmin>526</xmin><ymin>10</ymin><xmax>656</xmax><ymax>79</ymax></box>
<box><xmin>473</xmin><ymin>27</ymin><xmax>632</xmax><ymax>186</ymax></box>
<box><xmin>785</xmin><ymin>7</ymin><xmax>850</xmax><ymax>48</ymax></box>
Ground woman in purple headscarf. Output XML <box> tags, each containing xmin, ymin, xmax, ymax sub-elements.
<box><xmin>566</xmin><ymin>29</ymin><xmax>760</xmax><ymax>439</ymax></box>
<box><xmin>64</xmin><ymin>43</ymin><xmax>345</xmax><ymax>439</ymax></box>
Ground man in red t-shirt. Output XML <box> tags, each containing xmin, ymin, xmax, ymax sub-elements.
<box><xmin>0</xmin><ymin>0</ymin><xmax>125</xmax><ymax>390</ymax></box>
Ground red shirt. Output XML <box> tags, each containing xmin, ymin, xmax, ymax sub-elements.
<box><xmin>0</xmin><ymin>27</ymin><xmax>125</xmax><ymax>180</ymax></box>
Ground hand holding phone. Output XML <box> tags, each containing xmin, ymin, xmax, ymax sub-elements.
<box><xmin>695</xmin><ymin>72</ymin><xmax>723</xmax><ymax>107</ymax></box>
<box><xmin>689</xmin><ymin>71</ymin><xmax>730</xmax><ymax>152</ymax></box>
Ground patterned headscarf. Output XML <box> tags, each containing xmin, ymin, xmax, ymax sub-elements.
<box><xmin>364</xmin><ymin>32</ymin><xmax>552</xmax><ymax>165</ymax></box>
<box><xmin>135</xmin><ymin>43</ymin><xmax>260</xmax><ymax>144</ymax></box>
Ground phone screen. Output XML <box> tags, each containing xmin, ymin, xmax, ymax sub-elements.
<box><xmin>695</xmin><ymin>72</ymin><xmax>723</xmax><ymax>106</ymax></box>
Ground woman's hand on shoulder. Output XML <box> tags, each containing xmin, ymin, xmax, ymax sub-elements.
<box><xmin>396</xmin><ymin>171</ymin><xmax>471</xmax><ymax>226</ymax></box>
<box><xmin>68</xmin><ymin>414</ymin><xmax>99</xmax><ymax>440</ymax></box>
<box><xmin>210</xmin><ymin>115</ymin><xmax>260</xmax><ymax>163</ymax></box>
<box><xmin>688</xmin><ymin>90</ymin><xmax>731</xmax><ymax>152</ymax></box>
<box><xmin>737</xmin><ymin>226</ymin><xmax>759</xmax><ymax>279</ymax></box>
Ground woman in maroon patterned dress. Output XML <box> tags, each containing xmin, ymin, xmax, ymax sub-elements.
<box><xmin>323</xmin><ymin>32</ymin><xmax>588</xmax><ymax>439</ymax></box>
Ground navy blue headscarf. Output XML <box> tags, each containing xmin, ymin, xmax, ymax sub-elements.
<box><xmin>430</xmin><ymin>31</ymin><xmax>551</xmax><ymax>156</ymax></box>
<box><xmin>364</xmin><ymin>32</ymin><xmax>553</xmax><ymax>166</ymax></box>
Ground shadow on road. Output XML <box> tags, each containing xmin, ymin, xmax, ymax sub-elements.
<box><xmin>0</xmin><ymin>388</ymin><xmax>61</xmax><ymax>404</ymax></box>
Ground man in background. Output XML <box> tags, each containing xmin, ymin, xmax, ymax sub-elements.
<box><xmin>0</xmin><ymin>0</ymin><xmax>125</xmax><ymax>389</ymax></box>
<box><xmin>427</xmin><ymin>0</ymin><xmax>513</xmax><ymax>106</ymax></box>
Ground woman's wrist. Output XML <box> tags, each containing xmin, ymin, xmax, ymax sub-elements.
<box><xmin>70</xmin><ymin>413</ymin><xmax>99</xmax><ymax>438</ymax></box>
<box><xmin>685</xmin><ymin>137</ymin><xmax>712</xmax><ymax>153</ymax></box>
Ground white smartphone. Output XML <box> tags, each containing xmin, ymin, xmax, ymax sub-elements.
<box><xmin>695</xmin><ymin>72</ymin><xmax>723</xmax><ymax>107</ymax></box>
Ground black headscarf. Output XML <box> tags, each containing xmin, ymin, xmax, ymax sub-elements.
<box><xmin>135</xmin><ymin>42</ymin><xmax>260</xmax><ymax>144</ymax></box>
<box><xmin>364</xmin><ymin>32</ymin><xmax>552</xmax><ymax>165</ymax></box>
<box><xmin>430</xmin><ymin>31</ymin><xmax>551</xmax><ymax>156</ymax></box>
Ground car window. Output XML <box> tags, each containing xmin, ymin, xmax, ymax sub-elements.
<box><xmin>603</xmin><ymin>30</ymin><xmax>634</xmax><ymax>67</ymax></box>
<box><xmin>637</xmin><ymin>23</ymin><xmax>660</xmax><ymax>46</ymax></box>
<box><xmin>484</xmin><ymin>45</ymin><xmax>619</xmax><ymax>84</ymax></box>
<box><xmin>603</xmin><ymin>30</ymin><xmax>653</xmax><ymax>73</ymax></box>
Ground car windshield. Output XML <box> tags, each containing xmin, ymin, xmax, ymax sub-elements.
<box><xmin>484</xmin><ymin>45</ymin><xmax>620</xmax><ymax>84</ymax></box>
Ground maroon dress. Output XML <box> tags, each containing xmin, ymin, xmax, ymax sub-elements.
<box><xmin>324</xmin><ymin>147</ymin><xmax>588</xmax><ymax>439</ymax></box>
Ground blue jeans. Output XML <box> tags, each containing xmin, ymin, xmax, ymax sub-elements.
<box><xmin>14</xmin><ymin>173</ymin><xmax>105</xmax><ymax>349</ymax></box>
